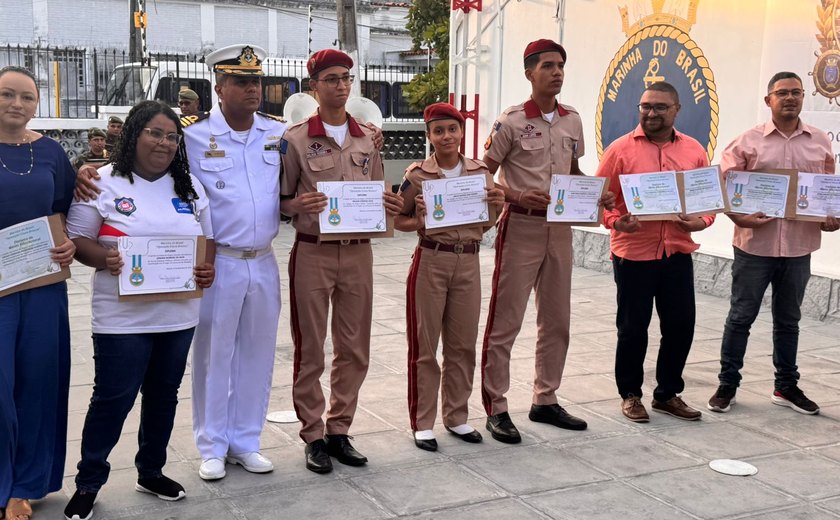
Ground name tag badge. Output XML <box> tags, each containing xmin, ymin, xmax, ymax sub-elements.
<box><xmin>264</xmin><ymin>143</ymin><xmax>280</xmax><ymax>151</ymax></box>
<box><xmin>204</xmin><ymin>150</ymin><xmax>226</xmax><ymax>158</ymax></box>
<box><xmin>171</xmin><ymin>198</ymin><xmax>194</xmax><ymax>214</ymax></box>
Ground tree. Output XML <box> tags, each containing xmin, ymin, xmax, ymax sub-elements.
<box><xmin>403</xmin><ymin>0</ymin><xmax>449</xmax><ymax>111</ymax></box>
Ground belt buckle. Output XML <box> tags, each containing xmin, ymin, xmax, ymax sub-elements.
<box><xmin>241</xmin><ymin>250</ymin><xmax>258</xmax><ymax>259</ymax></box>
<box><xmin>454</xmin><ymin>243</ymin><xmax>464</xmax><ymax>254</ymax></box>
<box><xmin>340</xmin><ymin>239</ymin><xmax>351</xmax><ymax>246</ymax></box>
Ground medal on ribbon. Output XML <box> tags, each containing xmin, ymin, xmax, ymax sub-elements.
<box><xmin>432</xmin><ymin>194</ymin><xmax>445</xmax><ymax>221</ymax></box>
<box><xmin>731</xmin><ymin>183</ymin><xmax>743</xmax><ymax>207</ymax></box>
<box><xmin>631</xmin><ymin>187</ymin><xmax>644</xmax><ymax>209</ymax></box>
<box><xmin>129</xmin><ymin>255</ymin><xmax>145</xmax><ymax>286</ymax></box>
<box><xmin>554</xmin><ymin>189</ymin><xmax>565</xmax><ymax>215</ymax></box>
<box><xmin>328</xmin><ymin>197</ymin><xmax>341</xmax><ymax>225</ymax></box>
<box><xmin>797</xmin><ymin>185</ymin><xmax>809</xmax><ymax>209</ymax></box>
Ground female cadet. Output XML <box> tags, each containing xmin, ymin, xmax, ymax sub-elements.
<box><xmin>395</xmin><ymin>103</ymin><xmax>504</xmax><ymax>451</ymax></box>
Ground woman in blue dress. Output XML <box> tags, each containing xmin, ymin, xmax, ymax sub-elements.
<box><xmin>0</xmin><ymin>67</ymin><xmax>76</xmax><ymax>520</ymax></box>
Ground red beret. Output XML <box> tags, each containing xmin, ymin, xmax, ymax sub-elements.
<box><xmin>307</xmin><ymin>49</ymin><xmax>353</xmax><ymax>76</ymax></box>
<box><xmin>523</xmin><ymin>39</ymin><xmax>567</xmax><ymax>62</ymax></box>
<box><xmin>423</xmin><ymin>103</ymin><xmax>465</xmax><ymax>124</ymax></box>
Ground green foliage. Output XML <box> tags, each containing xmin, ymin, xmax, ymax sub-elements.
<box><xmin>404</xmin><ymin>0</ymin><xmax>449</xmax><ymax>111</ymax></box>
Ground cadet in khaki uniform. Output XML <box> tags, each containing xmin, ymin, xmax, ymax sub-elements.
<box><xmin>396</xmin><ymin>103</ymin><xmax>504</xmax><ymax>451</ymax></box>
<box><xmin>481</xmin><ymin>39</ymin><xmax>614</xmax><ymax>443</ymax></box>
<box><xmin>280</xmin><ymin>49</ymin><xmax>403</xmax><ymax>474</ymax></box>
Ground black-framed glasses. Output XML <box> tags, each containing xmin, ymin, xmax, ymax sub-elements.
<box><xmin>769</xmin><ymin>89</ymin><xmax>804</xmax><ymax>99</ymax></box>
<box><xmin>142</xmin><ymin>127</ymin><xmax>182</xmax><ymax>145</ymax></box>
<box><xmin>316</xmin><ymin>74</ymin><xmax>355</xmax><ymax>88</ymax></box>
<box><xmin>637</xmin><ymin>103</ymin><xmax>674</xmax><ymax>114</ymax></box>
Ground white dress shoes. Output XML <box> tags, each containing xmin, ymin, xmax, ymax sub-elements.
<box><xmin>198</xmin><ymin>457</ymin><xmax>226</xmax><ymax>480</ymax></box>
<box><xmin>227</xmin><ymin>452</ymin><xmax>274</xmax><ymax>473</ymax></box>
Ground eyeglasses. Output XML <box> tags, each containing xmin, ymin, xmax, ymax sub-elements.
<box><xmin>316</xmin><ymin>74</ymin><xmax>355</xmax><ymax>88</ymax></box>
<box><xmin>769</xmin><ymin>89</ymin><xmax>805</xmax><ymax>99</ymax></box>
<box><xmin>637</xmin><ymin>103</ymin><xmax>675</xmax><ymax>114</ymax></box>
<box><xmin>142</xmin><ymin>127</ymin><xmax>182</xmax><ymax>145</ymax></box>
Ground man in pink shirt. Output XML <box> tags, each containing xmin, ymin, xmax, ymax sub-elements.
<box><xmin>707</xmin><ymin>72</ymin><xmax>839</xmax><ymax>415</ymax></box>
<box><xmin>597</xmin><ymin>82</ymin><xmax>713</xmax><ymax>423</ymax></box>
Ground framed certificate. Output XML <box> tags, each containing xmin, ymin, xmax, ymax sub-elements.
<box><xmin>546</xmin><ymin>174</ymin><xmax>608</xmax><ymax>226</ymax></box>
<box><xmin>679</xmin><ymin>166</ymin><xmax>729</xmax><ymax>216</ymax></box>
<box><xmin>422</xmin><ymin>173</ymin><xmax>495</xmax><ymax>235</ymax></box>
<box><xmin>619</xmin><ymin>171</ymin><xmax>683</xmax><ymax>220</ymax></box>
<box><xmin>0</xmin><ymin>214</ymin><xmax>71</xmax><ymax>298</ymax></box>
<box><xmin>317</xmin><ymin>180</ymin><xmax>394</xmax><ymax>239</ymax></box>
<box><xmin>117</xmin><ymin>235</ymin><xmax>206</xmax><ymax>302</ymax></box>
<box><xmin>725</xmin><ymin>170</ymin><xmax>796</xmax><ymax>217</ymax></box>
<box><xmin>794</xmin><ymin>172</ymin><xmax>840</xmax><ymax>222</ymax></box>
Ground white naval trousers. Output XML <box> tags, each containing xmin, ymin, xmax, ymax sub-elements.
<box><xmin>191</xmin><ymin>252</ymin><xmax>281</xmax><ymax>459</ymax></box>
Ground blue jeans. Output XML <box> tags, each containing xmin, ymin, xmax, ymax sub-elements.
<box><xmin>612</xmin><ymin>253</ymin><xmax>696</xmax><ymax>402</ymax></box>
<box><xmin>718</xmin><ymin>248</ymin><xmax>810</xmax><ymax>390</ymax></box>
<box><xmin>74</xmin><ymin>329</ymin><xmax>193</xmax><ymax>493</ymax></box>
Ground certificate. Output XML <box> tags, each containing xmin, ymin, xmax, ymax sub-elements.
<box><xmin>795</xmin><ymin>172</ymin><xmax>840</xmax><ymax>221</ymax></box>
<box><xmin>117</xmin><ymin>235</ymin><xmax>205</xmax><ymax>301</ymax></box>
<box><xmin>546</xmin><ymin>174</ymin><xmax>608</xmax><ymax>226</ymax></box>
<box><xmin>725</xmin><ymin>171</ymin><xmax>791</xmax><ymax>217</ymax></box>
<box><xmin>317</xmin><ymin>181</ymin><xmax>387</xmax><ymax>235</ymax></box>
<box><xmin>422</xmin><ymin>175</ymin><xmax>489</xmax><ymax>232</ymax></box>
<box><xmin>680</xmin><ymin>166</ymin><xmax>728</xmax><ymax>216</ymax></box>
<box><xmin>619</xmin><ymin>171</ymin><xmax>682</xmax><ymax>219</ymax></box>
<box><xmin>0</xmin><ymin>215</ymin><xmax>70</xmax><ymax>297</ymax></box>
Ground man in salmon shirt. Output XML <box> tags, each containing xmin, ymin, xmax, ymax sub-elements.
<box><xmin>596</xmin><ymin>81</ymin><xmax>712</xmax><ymax>423</ymax></box>
<box><xmin>707</xmin><ymin>72</ymin><xmax>839</xmax><ymax>416</ymax></box>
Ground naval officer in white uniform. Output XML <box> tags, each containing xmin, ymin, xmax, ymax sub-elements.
<box><xmin>182</xmin><ymin>44</ymin><xmax>287</xmax><ymax>480</ymax></box>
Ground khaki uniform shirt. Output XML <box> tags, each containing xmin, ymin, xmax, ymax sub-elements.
<box><xmin>281</xmin><ymin>113</ymin><xmax>383</xmax><ymax>236</ymax></box>
<box><xmin>484</xmin><ymin>98</ymin><xmax>585</xmax><ymax>192</ymax></box>
<box><xmin>399</xmin><ymin>154</ymin><xmax>493</xmax><ymax>245</ymax></box>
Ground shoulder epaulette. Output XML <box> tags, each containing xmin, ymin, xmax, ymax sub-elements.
<box><xmin>407</xmin><ymin>161</ymin><xmax>422</xmax><ymax>171</ymax></box>
<box><xmin>257</xmin><ymin>111</ymin><xmax>286</xmax><ymax>122</ymax></box>
<box><xmin>180</xmin><ymin>111</ymin><xmax>210</xmax><ymax>128</ymax></box>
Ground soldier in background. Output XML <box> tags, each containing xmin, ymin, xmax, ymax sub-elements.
<box><xmin>178</xmin><ymin>88</ymin><xmax>201</xmax><ymax>117</ymax></box>
<box><xmin>72</xmin><ymin>128</ymin><xmax>109</xmax><ymax>171</ymax></box>
<box><xmin>104</xmin><ymin>116</ymin><xmax>123</xmax><ymax>153</ymax></box>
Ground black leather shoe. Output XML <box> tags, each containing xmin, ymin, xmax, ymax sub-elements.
<box><xmin>445</xmin><ymin>426</ymin><xmax>483</xmax><ymax>443</ymax></box>
<box><xmin>413</xmin><ymin>435</ymin><xmax>438</xmax><ymax>452</ymax></box>
<box><xmin>305</xmin><ymin>439</ymin><xmax>333</xmax><ymax>474</ymax></box>
<box><xmin>485</xmin><ymin>412</ymin><xmax>521</xmax><ymax>443</ymax></box>
<box><xmin>325</xmin><ymin>434</ymin><xmax>368</xmax><ymax>466</ymax></box>
<box><xmin>529</xmin><ymin>404</ymin><xmax>588</xmax><ymax>431</ymax></box>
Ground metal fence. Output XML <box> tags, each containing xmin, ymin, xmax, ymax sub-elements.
<box><xmin>0</xmin><ymin>44</ymin><xmax>427</xmax><ymax>121</ymax></box>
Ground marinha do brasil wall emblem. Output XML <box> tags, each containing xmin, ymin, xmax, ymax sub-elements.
<box><xmin>596</xmin><ymin>0</ymin><xmax>719</xmax><ymax>162</ymax></box>
<box><xmin>811</xmin><ymin>0</ymin><xmax>840</xmax><ymax>102</ymax></box>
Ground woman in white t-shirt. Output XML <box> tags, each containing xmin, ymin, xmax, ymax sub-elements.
<box><xmin>64</xmin><ymin>101</ymin><xmax>215</xmax><ymax>520</ymax></box>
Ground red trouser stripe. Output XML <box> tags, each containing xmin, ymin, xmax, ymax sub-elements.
<box><xmin>405</xmin><ymin>247</ymin><xmax>423</xmax><ymax>431</ymax></box>
<box><xmin>289</xmin><ymin>242</ymin><xmax>304</xmax><ymax>424</ymax></box>
<box><xmin>480</xmin><ymin>207</ymin><xmax>511</xmax><ymax>416</ymax></box>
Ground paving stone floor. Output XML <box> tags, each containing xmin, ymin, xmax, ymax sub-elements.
<box><xmin>32</xmin><ymin>226</ymin><xmax>840</xmax><ymax>519</ymax></box>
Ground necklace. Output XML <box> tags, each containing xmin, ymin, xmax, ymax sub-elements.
<box><xmin>0</xmin><ymin>133</ymin><xmax>34</xmax><ymax>176</ymax></box>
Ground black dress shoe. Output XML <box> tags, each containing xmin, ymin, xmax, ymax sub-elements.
<box><xmin>305</xmin><ymin>439</ymin><xmax>333</xmax><ymax>474</ymax></box>
<box><xmin>325</xmin><ymin>434</ymin><xmax>368</xmax><ymax>466</ymax></box>
<box><xmin>413</xmin><ymin>435</ymin><xmax>438</xmax><ymax>452</ymax></box>
<box><xmin>445</xmin><ymin>426</ymin><xmax>483</xmax><ymax>443</ymax></box>
<box><xmin>529</xmin><ymin>404</ymin><xmax>588</xmax><ymax>431</ymax></box>
<box><xmin>485</xmin><ymin>412</ymin><xmax>521</xmax><ymax>443</ymax></box>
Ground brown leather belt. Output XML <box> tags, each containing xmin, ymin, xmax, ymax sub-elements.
<box><xmin>509</xmin><ymin>204</ymin><xmax>547</xmax><ymax>217</ymax></box>
<box><xmin>296</xmin><ymin>233</ymin><xmax>370</xmax><ymax>245</ymax></box>
<box><xmin>419</xmin><ymin>239</ymin><xmax>480</xmax><ymax>254</ymax></box>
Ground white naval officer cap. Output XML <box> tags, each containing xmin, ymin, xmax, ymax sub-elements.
<box><xmin>205</xmin><ymin>44</ymin><xmax>266</xmax><ymax>76</ymax></box>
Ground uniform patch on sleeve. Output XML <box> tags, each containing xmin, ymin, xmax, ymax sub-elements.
<box><xmin>484</xmin><ymin>135</ymin><xmax>493</xmax><ymax>151</ymax></box>
<box><xmin>398</xmin><ymin>178</ymin><xmax>412</xmax><ymax>194</ymax></box>
<box><xmin>279</xmin><ymin>139</ymin><xmax>288</xmax><ymax>155</ymax></box>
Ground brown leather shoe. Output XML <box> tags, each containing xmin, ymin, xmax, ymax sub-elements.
<box><xmin>652</xmin><ymin>396</ymin><xmax>701</xmax><ymax>421</ymax></box>
<box><xmin>621</xmin><ymin>395</ymin><xmax>649</xmax><ymax>423</ymax></box>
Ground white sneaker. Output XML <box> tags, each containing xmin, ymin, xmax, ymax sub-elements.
<box><xmin>198</xmin><ymin>457</ymin><xmax>226</xmax><ymax>480</ymax></box>
<box><xmin>228</xmin><ymin>452</ymin><xmax>274</xmax><ymax>473</ymax></box>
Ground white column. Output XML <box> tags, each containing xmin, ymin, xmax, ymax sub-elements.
<box><xmin>200</xmin><ymin>2</ymin><xmax>215</xmax><ymax>51</ymax></box>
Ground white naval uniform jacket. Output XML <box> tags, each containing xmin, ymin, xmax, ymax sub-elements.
<box><xmin>183</xmin><ymin>106</ymin><xmax>288</xmax><ymax>250</ymax></box>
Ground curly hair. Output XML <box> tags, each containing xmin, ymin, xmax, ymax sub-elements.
<box><xmin>109</xmin><ymin>100</ymin><xmax>198</xmax><ymax>203</ymax></box>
